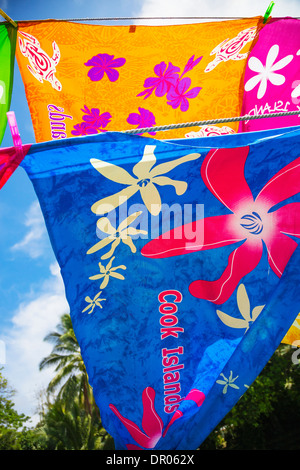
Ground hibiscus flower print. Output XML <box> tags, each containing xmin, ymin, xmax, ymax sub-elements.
<box><xmin>81</xmin><ymin>105</ymin><xmax>112</xmax><ymax>128</ymax></box>
<box><xmin>71</xmin><ymin>106</ymin><xmax>112</xmax><ymax>136</ymax></box>
<box><xmin>142</xmin><ymin>146</ymin><xmax>300</xmax><ymax>304</ymax></box>
<box><xmin>127</xmin><ymin>108</ymin><xmax>156</xmax><ymax>135</ymax></box>
<box><xmin>167</xmin><ymin>77</ymin><xmax>201</xmax><ymax>112</ymax></box>
<box><xmin>137</xmin><ymin>61</ymin><xmax>180</xmax><ymax>99</ymax></box>
<box><xmin>245</xmin><ymin>44</ymin><xmax>293</xmax><ymax>99</ymax></box>
<box><xmin>85</xmin><ymin>53</ymin><xmax>126</xmax><ymax>82</ymax></box>
<box><xmin>137</xmin><ymin>55</ymin><xmax>202</xmax><ymax>112</ymax></box>
<box><xmin>71</xmin><ymin>122</ymin><xmax>99</xmax><ymax>136</ymax></box>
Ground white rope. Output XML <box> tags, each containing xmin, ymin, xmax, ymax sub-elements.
<box><xmin>122</xmin><ymin>110</ymin><xmax>300</xmax><ymax>134</ymax></box>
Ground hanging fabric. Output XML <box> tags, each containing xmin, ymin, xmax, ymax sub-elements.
<box><xmin>0</xmin><ymin>22</ymin><xmax>17</xmax><ymax>145</ymax></box>
<box><xmin>239</xmin><ymin>17</ymin><xmax>300</xmax><ymax>133</ymax></box>
<box><xmin>15</xmin><ymin>17</ymin><xmax>263</xmax><ymax>142</ymax></box>
<box><xmin>18</xmin><ymin>125</ymin><xmax>300</xmax><ymax>450</ymax></box>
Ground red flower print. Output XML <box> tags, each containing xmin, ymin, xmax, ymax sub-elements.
<box><xmin>142</xmin><ymin>147</ymin><xmax>300</xmax><ymax>304</ymax></box>
<box><xmin>109</xmin><ymin>386</ymin><xmax>205</xmax><ymax>449</ymax></box>
<box><xmin>109</xmin><ymin>387</ymin><xmax>163</xmax><ymax>450</ymax></box>
<box><xmin>85</xmin><ymin>53</ymin><xmax>126</xmax><ymax>82</ymax></box>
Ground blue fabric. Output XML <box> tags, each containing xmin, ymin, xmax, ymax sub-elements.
<box><xmin>21</xmin><ymin>126</ymin><xmax>300</xmax><ymax>450</ymax></box>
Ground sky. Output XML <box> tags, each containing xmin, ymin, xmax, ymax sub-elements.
<box><xmin>1</xmin><ymin>0</ymin><xmax>300</xmax><ymax>426</ymax></box>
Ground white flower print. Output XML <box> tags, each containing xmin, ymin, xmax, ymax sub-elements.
<box><xmin>82</xmin><ymin>291</ymin><xmax>106</xmax><ymax>314</ymax></box>
<box><xmin>89</xmin><ymin>256</ymin><xmax>126</xmax><ymax>289</ymax></box>
<box><xmin>87</xmin><ymin>211</ymin><xmax>147</xmax><ymax>259</ymax></box>
<box><xmin>291</xmin><ymin>49</ymin><xmax>300</xmax><ymax>99</ymax></box>
<box><xmin>216</xmin><ymin>371</ymin><xmax>240</xmax><ymax>394</ymax></box>
<box><xmin>245</xmin><ymin>44</ymin><xmax>293</xmax><ymax>99</ymax></box>
<box><xmin>90</xmin><ymin>145</ymin><xmax>201</xmax><ymax>216</ymax></box>
<box><xmin>216</xmin><ymin>284</ymin><xmax>264</xmax><ymax>333</ymax></box>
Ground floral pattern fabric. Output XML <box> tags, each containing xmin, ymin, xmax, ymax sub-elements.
<box><xmin>0</xmin><ymin>24</ymin><xmax>17</xmax><ymax>145</ymax></box>
<box><xmin>239</xmin><ymin>17</ymin><xmax>300</xmax><ymax>133</ymax></box>
<box><xmin>19</xmin><ymin>126</ymin><xmax>300</xmax><ymax>449</ymax></box>
<box><xmin>15</xmin><ymin>17</ymin><xmax>263</xmax><ymax>142</ymax></box>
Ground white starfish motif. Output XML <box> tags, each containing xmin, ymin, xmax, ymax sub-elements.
<box><xmin>245</xmin><ymin>44</ymin><xmax>293</xmax><ymax>99</ymax></box>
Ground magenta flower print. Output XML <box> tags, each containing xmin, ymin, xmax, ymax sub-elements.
<box><xmin>127</xmin><ymin>107</ymin><xmax>157</xmax><ymax>135</ymax></box>
<box><xmin>167</xmin><ymin>77</ymin><xmax>201</xmax><ymax>112</ymax></box>
<box><xmin>137</xmin><ymin>55</ymin><xmax>202</xmax><ymax>110</ymax></box>
<box><xmin>71</xmin><ymin>106</ymin><xmax>112</xmax><ymax>136</ymax></box>
<box><xmin>81</xmin><ymin>106</ymin><xmax>112</xmax><ymax>129</ymax></box>
<box><xmin>142</xmin><ymin>147</ymin><xmax>300</xmax><ymax>304</ymax></box>
<box><xmin>85</xmin><ymin>53</ymin><xmax>126</xmax><ymax>82</ymax></box>
<box><xmin>71</xmin><ymin>122</ymin><xmax>98</xmax><ymax>136</ymax></box>
<box><xmin>181</xmin><ymin>54</ymin><xmax>203</xmax><ymax>76</ymax></box>
<box><xmin>137</xmin><ymin>61</ymin><xmax>180</xmax><ymax>99</ymax></box>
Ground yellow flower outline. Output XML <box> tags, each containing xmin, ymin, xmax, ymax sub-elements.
<box><xmin>89</xmin><ymin>256</ymin><xmax>126</xmax><ymax>289</ymax></box>
<box><xmin>87</xmin><ymin>211</ymin><xmax>147</xmax><ymax>259</ymax></box>
<box><xmin>90</xmin><ymin>144</ymin><xmax>201</xmax><ymax>216</ymax></box>
<box><xmin>82</xmin><ymin>291</ymin><xmax>106</xmax><ymax>314</ymax></box>
<box><xmin>216</xmin><ymin>284</ymin><xmax>264</xmax><ymax>333</ymax></box>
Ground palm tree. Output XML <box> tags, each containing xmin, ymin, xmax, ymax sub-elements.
<box><xmin>39</xmin><ymin>313</ymin><xmax>96</xmax><ymax>417</ymax></box>
<box><xmin>40</xmin><ymin>395</ymin><xmax>110</xmax><ymax>450</ymax></box>
<box><xmin>39</xmin><ymin>313</ymin><xmax>115</xmax><ymax>450</ymax></box>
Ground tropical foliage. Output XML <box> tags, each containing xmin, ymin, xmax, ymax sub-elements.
<box><xmin>1</xmin><ymin>313</ymin><xmax>300</xmax><ymax>450</ymax></box>
<box><xmin>37</xmin><ymin>313</ymin><xmax>114</xmax><ymax>450</ymax></box>
<box><xmin>201</xmin><ymin>344</ymin><xmax>300</xmax><ymax>450</ymax></box>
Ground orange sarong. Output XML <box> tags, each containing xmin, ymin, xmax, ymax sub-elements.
<box><xmin>16</xmin><ymin>17</ymin><xmax>263</xmax><ymax>142</ymax></box>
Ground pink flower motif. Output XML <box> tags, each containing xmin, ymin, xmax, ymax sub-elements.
<box><xmin>109</xmin><ymin>386</ymin><xmax>205</xmax><ymax>449</ymax></box>
<box><xmin>181</xmin><ymin>55</ymin><xmax>203</xmax><ymax>76</ymax></box>
<box><xmin>162</xmin><ymin>389</ymin><xmax>205</xmax><ymax>437</ymax></box>
<box><xmin>71</xmin><ymin>122</ymin><xmax>98</xmax><ymax>136</ymax></box>
<box><xmin>141</xmin><ymin>147</ymin><xmax>300</xmax><ymax>304</ymax></box>
<box><xmin>137</xmin><ymin>62</ymin><xmax>180</xmax><ymax>99</ymax></box>
<box><xmin>81</xmin><ymin>105</ymin><xmax>112</xmax><ymax>129</ymax></box>
<box><xmin>109</xmin><ymin>387</ymin><xmax>163</xmax><ymax>450</ymax></box>
<box><xmin>85</xmin><ymin>53</ymin><xmax>126</xmax><ymax>82</ymax></box>
<box><xmin>167</xmin><ymin>77</ymin><xmax>201</xmax><ymax>112</ymax></box>
<box><xmin>127</xmin><ymin>107</ymin><xmax>157</xmax><ymax>135</ymax></box>
<box><xmin>71</xmin><ymin>106</ymin><xmax>112</xmax><ymax>136</ymax></box>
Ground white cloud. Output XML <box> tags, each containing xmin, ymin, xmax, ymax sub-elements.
<box><xmin>3</xmin><ymin>262</ymin><xmax>69</xmax><ymax>424</ymax></box>
<box><xmin>134</xmin><ymin>0</ymin><xmax>300</xmax><ymax>23</ymax></box>
<box><xmin>10</xmin><ymin>200</ymin><xmax>48</xmax><ymax>259</ymax></box>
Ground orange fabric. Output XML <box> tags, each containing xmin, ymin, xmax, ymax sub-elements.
<box><xmin>16</xmin><ymin>17</ymin><xmax>263</xmax><ymax>142</ymax></box>
<box><xmin>282</xmin><ymin>317</ymin><xmax>300</xmax><ymax>345</ymax></box>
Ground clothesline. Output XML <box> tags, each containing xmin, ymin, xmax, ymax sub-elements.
<box><xmin>0</xmin><ymin>16</ymin><xmax>264</xmax><ymax>24</ymax></box>
<box><xmin>122</xmin><ymin>111</ymin><xmax>300</xmax><ymax>134</ymax></box>
<box><xmin>4</xmin><ymin>14</ymin><xmax>300</xmax><ymax>25</ymax></box>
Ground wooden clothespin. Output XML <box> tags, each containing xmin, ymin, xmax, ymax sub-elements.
<box><xmin>0</xmin><ymin>8</ymin><xmax>17</xmax><ymax>28</ymax></box>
